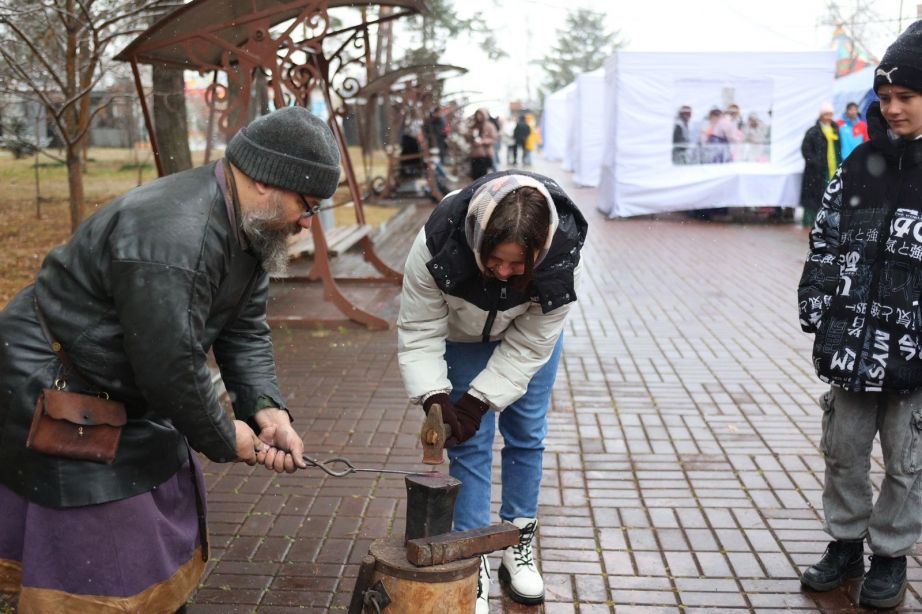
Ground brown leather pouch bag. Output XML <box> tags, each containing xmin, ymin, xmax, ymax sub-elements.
<box><xmin>26</xmin><ymin>388</ymin><xmax>127</xmax><ymax>464</ymax></box>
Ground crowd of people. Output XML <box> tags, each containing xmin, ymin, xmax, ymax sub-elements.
<box><xmin>401</xmin><ymin>105</ymin><xmax>543</xmax><ymax>186</ymax></box>
<box><xmin>672</xmin><ymin>102</ymin><xmax>772</xmax><ymax>165</ymax></box>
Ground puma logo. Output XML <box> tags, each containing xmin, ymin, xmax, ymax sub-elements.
<box><xmin>876</xmin><ymin>66</ymin><xmax>899</xmax><ymax>83</ymax></box>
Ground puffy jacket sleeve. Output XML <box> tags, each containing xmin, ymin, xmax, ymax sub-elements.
<box><xmin>110</xmin><ymin>260</ymin><xmax>237</xmax><ymax>462</ymax></box>
<box><xmin>211</xmin><ymin>272</ymin><xmax>287</xmax><ymax>423</ymax></box>
<box><xmin>397</xmin><ymin>229</ymin><xmax>452</xmax><ymax>403</ymax></box>
<box><xmin>798</xmin><ymin>166</ymin><xmax>844</xmax><ymax>333</ymax></box>
<box><xmin>471</xmin><ymin>261</ymin><xmax>582</xmax><ymax>409</ymax></box>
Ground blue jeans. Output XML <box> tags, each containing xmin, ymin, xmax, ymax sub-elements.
<box><xmin>445</xmin><ymin>335</ymin><xmax>564</xmax><ymax>531</ymax></box>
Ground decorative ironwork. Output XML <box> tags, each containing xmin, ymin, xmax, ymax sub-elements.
<box><xmin>117</xmin><ymin>0</ymin><xmax>427</xmax><ymax>329</ymax></box>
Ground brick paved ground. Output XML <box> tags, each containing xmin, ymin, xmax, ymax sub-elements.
<box><xmin>187</xmin><ymin>158</ymin><xmax>922</xmax><ymax>613</ymax></box>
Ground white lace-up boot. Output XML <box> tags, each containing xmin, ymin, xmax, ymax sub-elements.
<box><xmin>499</xmin><ymin>517</ymin><xmax>544</xmax><ymax>604</ymax></box>
<box><xmin>475</xmin><ymin>553</ymin><xmax>491</xmax><ymax>614</ymax></box>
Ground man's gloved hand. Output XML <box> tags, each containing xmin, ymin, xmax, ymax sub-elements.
<box><xmin>423</xmin><ymin>392</ymin><xmax>490</xmax><ymax>448</ymax></box>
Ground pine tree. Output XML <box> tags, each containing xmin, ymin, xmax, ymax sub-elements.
<box><xmin>540</xmin><ymin>8</ymin><xmax>624</xmax><ymax>94</ymax></box>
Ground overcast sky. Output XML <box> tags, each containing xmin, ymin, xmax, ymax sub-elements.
<box><xmin>438</xmin><ymin>0</ymin><xmax>920</xmax><ymax>116</ymax></box>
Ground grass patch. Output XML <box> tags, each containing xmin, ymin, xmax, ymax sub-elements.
<box><xmin>118</xmin><ymin>162</ymin><xmax>155</xmax><ymax>172</ymax></box>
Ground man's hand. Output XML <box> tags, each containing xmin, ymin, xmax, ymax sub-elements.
<box><xmin>253</xmin><ymin>407</ymin><xmax>307</xmax><ymax>473</ymax></box>
<box><xmin>233</xmin><ymin>420</ymin><xmax>265</xmax><ymax>465</ymax></box>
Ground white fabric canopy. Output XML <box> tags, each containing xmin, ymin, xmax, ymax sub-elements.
<box><xmin>561</xmin><ymin>85</ymin><xmax>579</xmax><ymax>172</ymax></box>
<box><xmin>541</xmin><ymin>82</ymin><xmax>575</xmax><ymax>162</ymax></box>
<box><xmin>597</xmin><ymin>50</ymin><xmax>837</xmax><ymax>218</ymax></box>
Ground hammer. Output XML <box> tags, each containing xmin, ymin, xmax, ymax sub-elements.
<box><xmin>420</xmin><ymin>402</ymin><xmax>450</xmax><ymax>467</ymax></box>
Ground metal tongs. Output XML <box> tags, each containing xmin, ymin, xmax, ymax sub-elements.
<box><xmin>301</xmin><ymin>406</ymin><xmax>448</xmax><ymax>478</ymax></box>
<box><xmin>302</xmin><ymin>455</ymin><xmax>428</xmax><ymax>477</ymax></box>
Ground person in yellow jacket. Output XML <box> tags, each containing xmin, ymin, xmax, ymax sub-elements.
<box><xmin>523</xmin><ymin>113</ymin><xmax>541</xmax><ymax>166</ymax></box>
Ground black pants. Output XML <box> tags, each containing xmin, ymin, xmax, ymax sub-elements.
<box><xmin>470</xmin><ymin>156</ymin><xmax>493</xmax><ymax>180</ymax></box>
<box><xmin>510</xmin><ymin>143</ymin><xmax>525</xmax><ymax>165</ymax></box>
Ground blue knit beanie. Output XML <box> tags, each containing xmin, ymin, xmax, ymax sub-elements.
<box><xmin>226</xmin><ymin>106</ymin><xmax>341</xmax><ymax>199</ymax></box>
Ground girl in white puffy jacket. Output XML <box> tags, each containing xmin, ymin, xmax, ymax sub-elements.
<box><xmin>396</xmin><ymin>171</ymin><xmax>587</xmax><ymax>610</ymax></box>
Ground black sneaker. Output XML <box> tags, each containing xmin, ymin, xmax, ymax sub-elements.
<box><xmin>859</xmin><ymin>555</ymin><xmax>907</xmax><ymax>609</ymax></box>
<box><xmin>801</xmin><ymin>540</ymin><xmax>865</xmax><ymax>591</ymax></box>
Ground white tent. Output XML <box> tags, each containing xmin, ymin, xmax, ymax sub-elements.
<box><xmin>597</xmin><ymin>50</ymin><xmax>837</xmax><ymax>218</ymax></box>
<box><xmin>561</xmin><ymin>85</ymin><xmax>579</xmax><ymax>172</ymax></box>
<box><xmin>571</xmin><ymin>69</ymin><xmax>606</xmax><ymax>187</ymax></box>
<box><xmin>541</xmin><ymin>82</ymin><xmax>575</xmax><ymax>162</ymax></box>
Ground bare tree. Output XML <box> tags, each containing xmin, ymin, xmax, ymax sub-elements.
<box><xmin>151</xmin><ymin>0</ymin><xmax>192</xmax><ymax>176</ymax></box>
<box><xmin>0</xmin><ymin>0</ymin><xmax>164</xmax><ymax>232</ymax></box>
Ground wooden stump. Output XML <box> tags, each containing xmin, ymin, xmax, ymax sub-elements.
<box><xmin>366</xmin><ymin>536</ymin><xmax>479</xmax><ymax>613</ymax></box>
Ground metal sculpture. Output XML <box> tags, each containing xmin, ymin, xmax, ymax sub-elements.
<box><xmin>116</xmin><ymin>0</ymin><xmax>427</xmax><ymax>329</ymax></box>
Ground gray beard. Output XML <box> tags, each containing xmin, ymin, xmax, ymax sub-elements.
<box><xmin>239</xmin><ymin>196</ymin><xmax>293</xmax><ymax>276</ymax></box>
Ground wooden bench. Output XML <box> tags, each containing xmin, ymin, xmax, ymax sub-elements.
<box><xmin>287</xmin><ymin>222</ymin><xmax>371</xmax><ymax>257</ymax></box>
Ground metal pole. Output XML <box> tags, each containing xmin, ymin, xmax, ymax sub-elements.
<box><xmin>204</xmin><ymin>70</ymin><xmax>217</xmax><ymax>164</ymax></box>
<box><xmin>130</xmin><ymin>58</ymin><xmax>164</xmax><ymax>177</ymax></box>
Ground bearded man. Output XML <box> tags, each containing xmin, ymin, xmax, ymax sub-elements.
<box><xmin>0</xmin><ymin>106</ymin><xmax>339</xmax><ymax>613</ymax></box>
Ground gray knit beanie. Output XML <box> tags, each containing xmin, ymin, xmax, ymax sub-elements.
<box><xmin>226</xmin><ymin>106</ymin><xmax>341</xmax><ymax>199</ymax></box>
<box><xmin>874</xmin><ymin>20</ymin><xmax>922</xmax><ymax>94</ymax></box>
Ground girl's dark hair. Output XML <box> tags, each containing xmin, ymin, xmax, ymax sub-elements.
<box><xmin>480</xmin><ymin>186</ymin><xmax>551</xmax><ymax>291</ymax></box>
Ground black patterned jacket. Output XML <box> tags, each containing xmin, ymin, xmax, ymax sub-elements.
<box><xmin>799</xmin><ymin>103</ymin><xmax>922</xmax><ymax>392</ymax></box>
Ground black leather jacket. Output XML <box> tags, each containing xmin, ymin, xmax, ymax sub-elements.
<box><xmin>0</xmin><ymin>162</ymin><xmax>287</xmax><ymax>508</ymax></box>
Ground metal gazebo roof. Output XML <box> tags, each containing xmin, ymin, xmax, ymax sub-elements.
<box><xmin>115</xmin><ymin>0</ymin><xmax>427</xmax><ymax>68</ymax></box>
<box><xmin>352</xmin><ymin>64</ymin><xmax>467</xmax><ymax>99</ymax></box>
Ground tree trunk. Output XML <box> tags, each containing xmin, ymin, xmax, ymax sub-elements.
<box><xmin>66</xmin><ymin>143</ymin><xmax>84</xmax><ymax>232</ymax></box>
<box><xmin>253</xmin><ymin>69</ymin><xmax>269</xmax><ymax>118</ymax></box>
<box><xmin>363</xmin><ymin>7</ymin><xmax>387</xmax><ymax>151</ymax></box>
<box><xmin>152</xmin><ymin>63</ymin><xmax>193</xmax><ymax>175</ymax></box>
<box><xmin>63</xmin><ymin>0</ymin><xmax>83</xmax><ymax>232</ymax></box>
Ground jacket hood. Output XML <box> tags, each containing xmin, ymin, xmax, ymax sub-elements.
<box><xmin>463</xmin><ymin>174</ymin><xmax>559</xmax><ymax>272</ymax></box>
<box><xmin>867</xmin><ymin>101</ymin><xmax>891</xmax><ymax>143</ymax></box>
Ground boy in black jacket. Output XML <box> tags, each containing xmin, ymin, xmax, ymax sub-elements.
<box><xmin>798</xmin><ymin>21</ymin><xmax>922</xmax><ymax>609</ymax></box>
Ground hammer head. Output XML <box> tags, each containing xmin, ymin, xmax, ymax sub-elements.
<box><xmin>420</xmin><ymin>403</ymin><xmax>450</xmax><ymax>465</ymax></box>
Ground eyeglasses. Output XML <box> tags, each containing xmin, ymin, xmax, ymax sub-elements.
<box><xmin>298</xmin><ymin>194</ymin><xmax>323</xmax><ymax>219</ymax></box>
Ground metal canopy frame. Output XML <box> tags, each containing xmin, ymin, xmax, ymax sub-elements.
<box><xmin>117</xmin><ymin>0</ymin><xmax>427</xmax><ymax>330</ymax></box>
<box><xmin>352</xmin><ymin>63</ymin><xmax>466</xmax><ymax>100</ymax></box>
<box><xmin>348</xmin><ymin>63</ymin><xmax>466</xmax><ymax>200</ymax></box>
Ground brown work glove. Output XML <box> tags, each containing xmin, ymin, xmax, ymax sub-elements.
<box><xmin>423</xmin><ymin>392</ymin><xmax>490</xmax><ymax>448</ymax></box>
